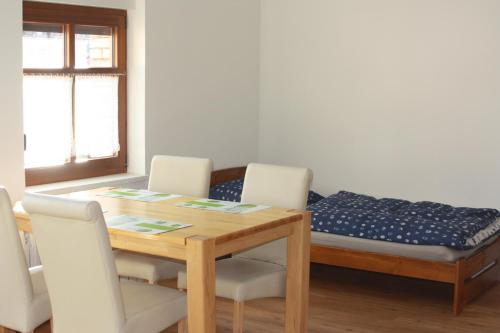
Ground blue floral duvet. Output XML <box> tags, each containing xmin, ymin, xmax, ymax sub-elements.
<box><xmin>309</xmin><ymin>191</ymin><xmax>500</xmax><ymax>250</ymax></box>
<box><xmin>209</xmin><ymin>178</ymin><xmax>325</xmax><ymax>207</ymax></box>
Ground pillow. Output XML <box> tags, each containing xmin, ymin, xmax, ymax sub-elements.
<box><xmin>209</xmin><ymin>178</ymin><xmax>325</xmax><ymax>206</ymax></box>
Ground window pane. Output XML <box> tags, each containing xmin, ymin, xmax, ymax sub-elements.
<box><xmin>23</xmin><ymin>23</ymin><xmax>65</xmax><ymax>69</ymax></box>
<box><xmin>75</xmin><ymin>25</ymin><xmax>114</xmax><ymax>68</ymax></box>
<box><xmin>23</xmin><ymin>76</ymin><xmax>73</xmax><ymax>168</ymax></box>
<box><xmin>75</xmin><ymin>76</ymin><xmax>119</xmax><ymax>161</ymax></box>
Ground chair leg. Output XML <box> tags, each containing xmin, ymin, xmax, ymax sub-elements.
<box><xmin>50</xmin><ymin>318</ymin><xmax>54</xmax><ymax>332</ymax></box>
<box><xmin>233</xmin><ymin>301</ymin><xmax>245</xmax><ymax>333</ymax></box>
<box><xmin>178</xmin><ymin>318</ymin><xmax>187</xmax><ymax>333</ymax></box>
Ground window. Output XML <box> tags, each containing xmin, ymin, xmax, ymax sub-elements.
<box><xmin>23</xmin><ymin>1</ymin><xmax>127</xmax><ymax>186</ymax></box>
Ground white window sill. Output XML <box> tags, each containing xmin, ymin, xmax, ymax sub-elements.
<box><xmin>27</xmin><ymin>173</ymin><xmax>148</xmax><ymax>195</ymax></box>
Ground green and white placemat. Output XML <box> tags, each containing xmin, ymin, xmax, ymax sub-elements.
<box><xmin>106</xmin><ymin>215</ymin><xmax>191</xmax><ymax>235</ymax></box>
<box><xmin>98</xmin><ymin>188</ymin><xmax>182</xmax><ymax>203</ymax></box>
<box><xmin>176</xmin><ymin>199</ymin><xmax>270</xmax><ymax>214</ymax></box>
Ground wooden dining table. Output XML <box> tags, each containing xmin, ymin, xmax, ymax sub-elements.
<box><xmin>14</xmin><ymin>188</ymin><xmax>311</xmax><ymax>333</ymax></box>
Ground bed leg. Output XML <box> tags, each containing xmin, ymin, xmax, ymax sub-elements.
<box><xmin>453</xmin><ymin>259</ymin><xmax>466</xmax><ymax>316</ymax></box>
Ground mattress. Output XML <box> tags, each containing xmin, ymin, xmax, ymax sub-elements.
<box><xmin>311</xmin><ymin>230</ymin><xmax>499</xmax><ymax>263</ymax></box>
<box><xmin>309</xmin><ymin>191</ymin><xmax>500</xmax><ymax>250</ymax></box>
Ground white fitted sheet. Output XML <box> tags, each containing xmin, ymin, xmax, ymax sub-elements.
<box><xmin>311</xmin><ymin>231</ymin><xmax>498</xmax><ymax>263</ymax></box>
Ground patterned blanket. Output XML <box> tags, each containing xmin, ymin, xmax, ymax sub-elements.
<box><xmin>309</xmin><ymin>191</ymin><xmax>500</xmax><ymax>250</ymax></box>
<box><xmin>209</xmin><ymin>178</ymin><xmax>325</xmax><ymax>207</ymax></box>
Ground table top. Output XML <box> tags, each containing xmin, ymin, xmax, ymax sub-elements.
<box><xmin>15</xmin><ymin>187</ymin><xmax>305</xmax><ymax>251</ymax></box>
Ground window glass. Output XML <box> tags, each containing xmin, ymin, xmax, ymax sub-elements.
<box><xmin>75</xmin><ymin>25</ymin><xmax>114</xmax><ymax>68</ymax></box>
<box><xmin>23</xmin><ymin>23</ymin><xmax>65</xmax><ymax>69</ymax></box>
<box><xmin>74</xmin><ymin>75</ymin><xmax>120</xmax><ymax>161</ymax></box>
<box><xmin>23</xmin><ymin>76</ymin><xmax>73</xmax><ymax>168</ymax></box>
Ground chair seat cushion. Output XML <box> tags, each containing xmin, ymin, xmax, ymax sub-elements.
<box><xmin>114</xmin><ymin>251</ymin><xmax>184</xmax><ymax>282</ymax></box>
<box><xmin>30</xmin><ymin>266</ymin><xmax>48</xmax><ymax>295</ymax></box>
<box><xmin>121</xmin><ymin>280</ymin><xmax>186</xmax><ymax>333</ymax></box>
<box><xmin>177</xmin><ymin>258</ymin><xmax>286</xmax><ymax>302</ymax></box>
<box><xmin>28</xmin><ymin>266</ymin><xmax>51</xmax><ymax>332</ymax></box>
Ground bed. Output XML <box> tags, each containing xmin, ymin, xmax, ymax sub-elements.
<box><xmin>209</xmin><ymin>166</ymin><xmax>500</xmax><ymax>315</ymax></box>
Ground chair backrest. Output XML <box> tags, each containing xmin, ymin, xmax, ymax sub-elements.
<box><xmin>23</xmin><ymin>193</ymin><xmax>126</xmax><ymax>333</ymax></box>
<box><xmin>0</xmin><ymin>187</ymin><xmax>35</xmax><ymax>330</ymax></box>
<box><xmin>148</xmin><ymin>155</ymin><xmax>213</xmax><ymax>197</ymax></box>
<box><xmin>235</xmin><ymin>163</ymin><xmax>313</xmax><ymax>266</ymax></box>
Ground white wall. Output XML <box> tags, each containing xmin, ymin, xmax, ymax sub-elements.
<box><xmin>127</xmin><ymin>0</ymin><xmax>146</xmax><ymax>175</ymax></box>
<box><xmin>260</xmin><ymin>0</ymin><xmax>500</xmax><ymax>209</ymax></box>
<box><xmin>145</xmin><ymin>0</ymin><xmax>260</xmax><ymax>171</ymax></box>
<box><xmin>0</xmin><ymin>0</ymin><xmax>25</xmax><ymax>201</ymax></box>
<box><xmin>5</xmin><ymin>0</ymin><xmax>499</xmax><ymax>211</ymax></box>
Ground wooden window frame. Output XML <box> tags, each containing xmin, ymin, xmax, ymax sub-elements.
<box><xmin>23</xmin><ymin>1</ymin><xmax>127</xmax><ymax>186</ymax></box>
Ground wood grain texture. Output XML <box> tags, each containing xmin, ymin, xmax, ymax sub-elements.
<box><xmin>215</xmin><ymin>222</ymin><xmax>293</xmax><ymax>258</ymax></box>
<box><xmin>311</xmin><ymin>244</ymin><xmax>456</xmax><ymax>283</ymax></box>
<box><xmin>177</xmin><ymin>318</ymin><xmax>187</xmax><ymax>333</ymax></box>
<box><xmin>285</xmin><ymin>212</ymin><xmax>311</xmax><ymax>333</ymax></box>
<box><xmin>453</xmin><ymin>259</ymin><xmax>466</xmax><ymax>315</ymax></box>
<box><xmin>311</xmin><ymin>238</ymin><xmax>500</xmax><ymax>315</ymax></box>
<box><xmin>0</xmin><ymin>327</ymin><xmax>16</xmax><ymax>333</ymax></box>
<box><xmin>463</xmin><ymin>260</ymin><xmax>500</xmax><ymax>310</ymax></box>
<box><xmin>14</xmin><ymin>188</ymin><xmax>303</xmax><ymax>257</ymax></box>
<box><xmin>33</xmin><ymin>263</ymin><xmax>500</xmax><ymax>333</ymax></box>
<box><xmin>210</xmin><ymin>167</ymin><xmax>247</xmax><ymax>185</ymax></box>
<box><xmin>186</xmin><ymin>236</ymin><xmax>216</xmax><ymax>333</ymax></box>
<box><xmin>233</xmin><ymin>301</ymin><xmax>244</xmax><ymax>333</ymax></box>
<box><xmin>463</xmin><ymin>239</ymin><xmax>500</xmax><ymax>278</ymax></box>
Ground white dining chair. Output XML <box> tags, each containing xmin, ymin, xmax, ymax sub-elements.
<box><xmin>178</xmin><ymin>163</ymin><xmax>313</xmax><ymax>332</ymax></box>
<box><xmin>0</xmin><ymin>187</ymin><xmax>51</xmax><ymax>333</ymax></box>
<box><xmin>148</xmin><ymin>155</ymin><xmax>213</xmax><ymax>197</ymax></box>
<box><xmin>23</xmin><ymin>193</ymin><xmax>187</xmax><ymax>333</ymax></box>
<box><xmin>115</xmin><ymin>155</ymin><xmax>213</xmax><ymax>284</ymax></box>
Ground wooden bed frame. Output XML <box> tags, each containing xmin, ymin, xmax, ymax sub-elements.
<box><xmin>210</xmin><ymin>166</ymin><xmax>500</xmax><ymax>315</ymax></box>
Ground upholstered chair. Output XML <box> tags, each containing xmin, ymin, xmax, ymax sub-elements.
<box><xmin>23</xmin><ymin>193</ymin><xmax>187</xmax><ymax>333</ymax></box>
<box><xmin>178</xmin><ymin>163</ymin><xmax>313</xmax><ymax>332</ymax></box>
<box><xmin>115</xmin><ymin>155</ymin><xmax>213</xmax><ymax>284</ymax></box>
<box><xmin>148</xmin><ymin>155</ymin><xmax>213</xmax><ymax>197</ymax></box>
<box><xmin>0</xmin><ymin>187</ymin><xmax>51</xmax><ymax>333</ymax></box>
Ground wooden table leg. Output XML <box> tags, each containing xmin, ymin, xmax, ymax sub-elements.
<box><xmin>186</xmin><ymin>236</ymin><xmax>216</xmax><ymax>333</ymax></box>
<box><xmin>0</xmin><ymin>327</ymin><xmax>16</xmax><ymax>333</ymax></box>
<box><xmin>285</xmin><ymin>212</ymin><xmax>311</xmax><ymax>333</ymax></box>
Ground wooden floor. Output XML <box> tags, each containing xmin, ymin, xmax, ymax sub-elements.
<box><xmin>36</xmin><ymin>263</ymin><xmax>500</xmax><ymax>333</ymax></box>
